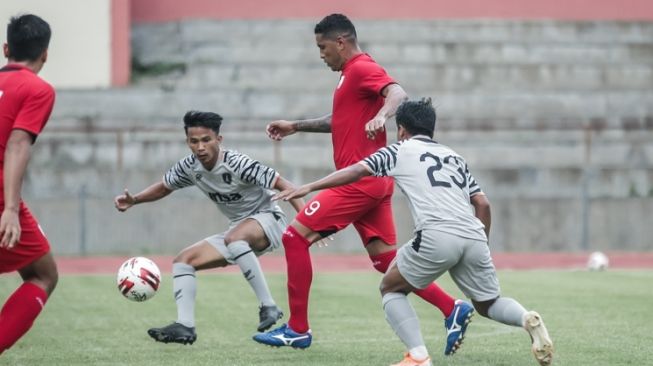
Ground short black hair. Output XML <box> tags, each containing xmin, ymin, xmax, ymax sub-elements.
<box><xmin>314</xmin><ymin>13</ymin><xmax>357</xmax><ymax>41</ymax></box>
<box><xmin>183</xmin><ymin>111</ymin><xmax>222</xmax><ymax>135</ymax></box>
<box><xmin>396</xmin><ymin>98</ymin><xmax>437</xmax><ymax>138</ymax></box>
<box><xmin>6</xmin><ymin>14</ymin><xmax>51</xmax><ymax>62</ymax></box>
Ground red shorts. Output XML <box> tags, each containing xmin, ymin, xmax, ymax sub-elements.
<box><xmin>0</xmin><ymin>202</ymin><xmax>50</xmax><ymax>274</ymax></box>
<box><xmin>295</xmin><ymin>176</ymin><xmax>396</xmax><ymax>246</ymax></box>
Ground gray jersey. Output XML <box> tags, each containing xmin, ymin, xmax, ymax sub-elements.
<box><xmin>163</xmin><ymin>150</ymin><xmax>283</xmax><ymax>223</ymax></box>
<box><xmin>362</xmin><ymin>136</ymin><xmax>486</xmax><ymax>241</ymax></box>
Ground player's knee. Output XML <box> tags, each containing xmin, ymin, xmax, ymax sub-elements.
<box><xmin>379</xmin><ymin>279</ymin><xmax>393</xmax><ymax>296</ymax></box>
<box><xmin>223</xmin><ymin>232</ymin><xmax>244</xmax><ymax>245</ymax></box>
<box><xmin>27</xmin><ymin>258</ymin><xmax>59</xmax><ymax>295</ymax></box>
<box><xmin>281</xmin><ymin>226</ymin><xmax>311</xmax><ymax>249</ymax></box>
<box><xmin>227</xmin><ymin>240</ymin><xmax>252</xmax><ymax>260</ymax></box>
<box><xmin>173</xmin><ymin>251</ymin><xmax>193</xmax><ymax>265</ymax></box>
<box><xmin>44</xmin><ymin>267</ymin><xmax>59</xmax><ymax>295</ymax></box>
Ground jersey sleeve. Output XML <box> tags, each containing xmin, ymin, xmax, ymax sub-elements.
<box><xmin>361</xmin><ymin>141</ymin><xmax>402</xmax><ymax>177</ymax></box>
<box><xmin>13</xmin><ymin>82</ymin><xmax>55</xmax><ymax>139</ymax></box>
<box><xmin>354</xmin><ymin>61</ymin><xmax>396</xmax><ymax>97</ymax></box>
<box><xmin>224</xmin><ymin>151</ymin><xmax>278</xmax><ymax>188</ymax></box>
<box><xmin>163</xmin><ymin>155</ymin><xmax>196</xmax><ymax>190</ymax></box>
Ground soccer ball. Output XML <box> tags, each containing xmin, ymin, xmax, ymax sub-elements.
<box><xmin>116</xmin><ymin>257</ymin><xmax>161</xmax><ymax>302</ymax></box>
<box><xmin>587</xmin><ymin>251</ymin><xmax>609</xmax><ymax>271</ymax></box>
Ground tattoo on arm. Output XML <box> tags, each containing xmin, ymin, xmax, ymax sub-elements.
<box><xmin>295</xmin><ymin>114</ymin><xmax>332</xmax><ymax>133</ymax></box>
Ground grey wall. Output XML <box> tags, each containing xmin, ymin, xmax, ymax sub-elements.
<box><xmin>28</xmin><ymin>19</ymin><xmax>653</xmax><ymax>254</ymax></box>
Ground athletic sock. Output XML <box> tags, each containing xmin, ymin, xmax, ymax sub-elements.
<box><xmin>370</xmin><ymin>249</ymin><xmax>455</xmax><ymax>317</ymax></box>
<box><xmin>0</xmin><ymin>282</ymin><xmax>48</xmax><ymax>354</ymax></box>
<box><xmin>282</xmin><ymin>226</ymin><xmax>312</xmax><ymax>333</ymax></box>
<box><xmin>408</xmin><ymin>346</ymin><xmax>429</xmax><ymax>361</ymax></box>
<box><xmin>228</xmin><ymin>240</ymin><xmax>275</xmax><ymax>306</ymax></box>
<box><xmin>173</xmin><ymin>262</ymin><xmax>197</xmax><ymax>328</ymax></box>
<box><xmin>369</xmin><ymin>250</ymin><xmax>396</xmax><ymax>273</ymax></box>
<box><xmin>382</xmin><ymin>292</ymin><xmax>426</xmax><ymax>355</ymax></box>
<box><xmin>414</xmin><ymin>283</ymin><xmax>455</xmax><ymax>317</ymax></box>
<box><xmin>487</xmin><ymin>297</ymin><xmax>528</xmax><ymax>327</ymax></box>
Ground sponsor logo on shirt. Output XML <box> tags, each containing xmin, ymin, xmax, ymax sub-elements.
<box><xmin>208</xmin><ymin>191</ymin><xmax>242</xmax><ymax>203</ymax></box>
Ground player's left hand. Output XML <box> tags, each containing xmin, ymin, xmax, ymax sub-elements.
<box><xmin>0</xmin><ymin>209</ymin><xmax>21</xmax><ymax>249</ymax></box>
<box><xmin>365</xmin><ymin>115</ymin><xmax>386</xmax><ymax>140</ymax></box>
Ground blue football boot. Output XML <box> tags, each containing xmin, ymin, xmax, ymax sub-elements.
<box><xmin>444</xmin><ymin>300</ymin><xmax>474</xmax><ymax>355</ymax></box>
<box><xmin>252</xmin><ymin>323</ymin><xmax>312</xmax><ymax>349</ymax></box>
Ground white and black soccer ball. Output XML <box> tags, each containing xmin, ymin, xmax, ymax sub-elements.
<box><xmin>587</xmin><ymin>251</ymin><xmax>609</xmax><ymax>271</ymax></box>
<box><xmin>117</xmin><ymin>257</ymin><xmax>161</xmax><ymax>302</ymax></box>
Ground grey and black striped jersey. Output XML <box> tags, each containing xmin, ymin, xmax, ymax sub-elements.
<box><xmin>362</xmin><ymin>136</ymin><xmax>486</xmax><ymax>241</ymax></box>
<box><xmin>163</xmin><ymin>149</ymin><xmax>283</xmax><ymax>223</ymax></box>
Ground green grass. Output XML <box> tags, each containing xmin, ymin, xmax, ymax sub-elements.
<box><xmin>1</xmin><ymin>270</ymin><xmax>651</xmax><ymax>365</ymax></box>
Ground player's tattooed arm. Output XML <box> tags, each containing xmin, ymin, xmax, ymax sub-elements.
<box><xmin>294</xmin><ymin>114</ymin><xmax>332</xmax><ymax>133</ymax></box>
<box><xmin>266</xmin><ymin>114</ymin><xmax>331</xmax><ymax>141</ymax></box>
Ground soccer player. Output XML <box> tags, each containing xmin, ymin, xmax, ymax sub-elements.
<box><xmin>114</xmin><ymin>111</ymin><xmax>304</xmax><ymax>345</ymax></box>
<box><xmin>254</xmin><ymin>14</ymin><xmax>472</xmax><ymax>354</ymax></box>
<box><xmin>0</xmin><ymin>14</ymin><xmax>58</xmax><ymax>355</ymax></box>
<box><xmin>274</xmin><ymin>98</ymin><xmax>554</xmax><ymax>366</ymax></box>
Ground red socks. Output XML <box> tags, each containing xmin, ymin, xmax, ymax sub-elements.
<box><xmin>0</xmin><ymin>282</ymin><xmax>48</xmax><ymax>354</ymax></box>
<box><xmin>414</xmin><ymin>283</ymin><xmax>455</xmax><ymax>317</ymax></box>
<box><xmin>370</xmin><ymin>249</ymin><xmax>455</xmax><ymax>317</ymax></box>
<box><xmin>282</xmin><ymin>226</ymin><xmax>313</xmax><ymax>334</ymax></box>
<box><xmin>370</xmin><ymin>250</ymin><xmax>395</xmax><ymax>273</ymax></box>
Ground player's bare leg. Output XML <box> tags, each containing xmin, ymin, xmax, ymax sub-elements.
<box><xmin>18</xmin><ymin>252</ymin><xmax>59</xmax><ymax>295</ymax></box>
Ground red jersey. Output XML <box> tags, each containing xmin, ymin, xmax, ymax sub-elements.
<box><xmin>0</xmin><ymin>64</ymin><xmax>54</xmax><ymax>272</ymax></box>
<box><xmin>0</xmin><ymin>63</ymin><xmax>55</xmax><ymax>168</ymax></box>
<box><xmin>0</xmin><ymin>64</ymin><xmax>54</xmax><ymax>201</ymax></box>
<box><xmin>331</xmin><ymin>53</ymin><xmax>395</xmax><ymax>170</ymax></box>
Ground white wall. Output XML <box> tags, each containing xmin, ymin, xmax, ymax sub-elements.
<box><xmin>0</xmin><ymin>0</ymin><xmax>112</xmax><ymax>89</ymax></box>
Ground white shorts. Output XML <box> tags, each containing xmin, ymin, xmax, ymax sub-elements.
<box><xmin>396</xmin><ymin>228</ymin><xmax>501</xmax><ymax>302</ymax></box>
<box><xmin>205</xmin><ymin>210</ymin><xmax>287</xmax><ymax>264</ymax></box>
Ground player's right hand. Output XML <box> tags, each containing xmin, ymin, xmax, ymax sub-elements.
<box><xmin>114</xmin><ymin>189</ymin><xmax>136</xmax><ymax>212</ymax></box>
<box><xmin>266</xmin><ymin>120</ymin><xmax>296</xmax><ymax>141</ymax></box>
<box><xmin>0</xmin><ymin>209</ymin><xmax>21</xmax><ymax>249</ymax></box>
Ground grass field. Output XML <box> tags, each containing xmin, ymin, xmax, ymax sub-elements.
<box><xmin>1</xmin><ymin>269</ymin><xmax>651</xmax><ymax>365</ymax></box>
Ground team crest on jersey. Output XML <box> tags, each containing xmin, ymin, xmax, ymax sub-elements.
<box><xmin>195</xmin><ymin>173</ymin><xmax>202</xmax><ymax>181</ymax></box>
<box><xmin>337</xmin><ymin>75</ymin><xmax>345</xmax><ymax>89</ymax></box>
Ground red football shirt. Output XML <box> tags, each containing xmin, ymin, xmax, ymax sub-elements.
<box><xmin>0</xmin><ymin>63</ymin><xmax>55</xmax><ymax>200</ymax></box>
<box><xmin>331</xmin><ymin>53</ymin><xmax>396</xmax><ymax>170</ymax></box>
<box><xmin>0</xmin><ymin>63</ymin><xmax>55</xmax><ymax>168</ymax></box>
<box><xmin>329</xmin><ymin>53</ymin><xmax>396</xmax><ymax>197</ymax></box>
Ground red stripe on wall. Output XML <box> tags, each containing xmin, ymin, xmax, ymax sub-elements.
<box><xmin>131</xmin><ymin>0</ymin><xmax>653</xmax><ymax>23</ymax></box>
<box><xmin>111</xmin><ymin>0</ymin><xmax>130</xmax><ymax>86</ymax></box>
